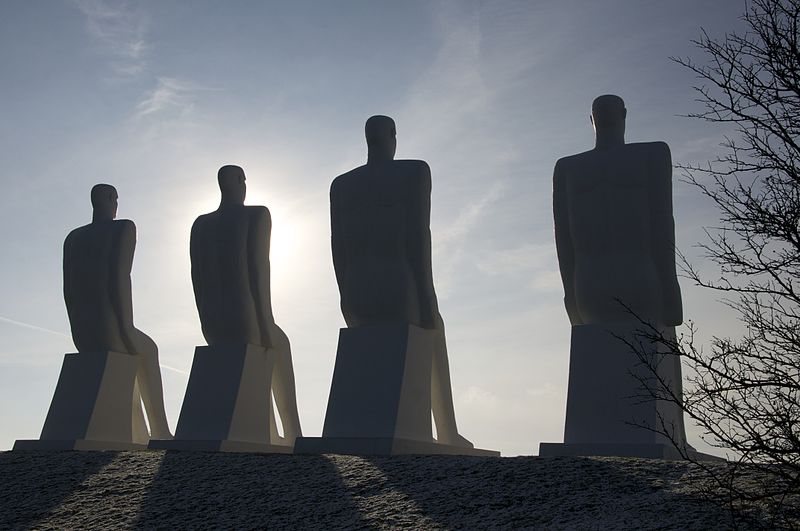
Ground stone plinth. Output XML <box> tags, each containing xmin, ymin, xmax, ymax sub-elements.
<box><xmin>150</xmin><ymin>343</ymin><xmax>291</xmax><ymax>453</ymax></box>
<box><xmin>295</xmin><ymin>324</ymin><xmax>499</xmax><ymax>456</ymax></box>
<box><xmin>539</xmin><ymin>323</ymin><xmax>710</xmax><ymax>460</ymax></box>
<box><xmin>14</xmin><ymin>351</ymin><xmax>146</xmax><ymax>451</ymax></box>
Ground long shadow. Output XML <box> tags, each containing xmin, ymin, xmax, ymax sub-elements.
<box><xmin>135</xmin><ymin>451</ymin><xmax>370</xmax><ymax>528</ymax></box>
<box><xmin>0</xmin><ymin>450</ymin><xmax>118</xmax><ymax>529</ymax></box>
<box><xmin>366</xmin><ymin>455</ymin><xmax>744</xmax><ymax>529</ymax></box>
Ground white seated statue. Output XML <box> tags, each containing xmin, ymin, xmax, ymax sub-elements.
<box><xmin>296</xmin><ymin>115</ymin><xmax>497</xmax><ymax>456</ymax></box>
<box><xmin>539</xmin><ymin>95</ymin><xmax>696</xmax><ymax>459</ymax></box>
<box><xmin>16</xmin><ymin>184</ymin><xmax>172</xmax><ymax>451</ymax></box>
<box><xmin>155</xmin><ymin>165</ymin><xmax>302</xmax><ymax>452</ymax></box>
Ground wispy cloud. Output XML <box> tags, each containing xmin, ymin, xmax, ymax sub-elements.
<box><xmin>71</xmin><ymin>0</ymin><xmax>216</xmax><ymax>122</ymax></box>
<box><xmin>0</xmin><ymin>315</ymin><xmax>189</xmax><ymax>376</ymax></box>
<box><xmin>400</xmin><ymin>2</ymin><xmax>488</xmax><ymax>155</ymax></box>
<box><xmin>476</xmin><ymin>243</ymin><xmax>562</xmax><ymax>292</ymax></box>
<box><xmin>136</xmin><ymin>77</ymin><xmax>197</xmax><ymax>118</ymax></box>
<box><xmin>476</xmin><ymin>243</ymin><xmax>551</xmax><ymax>276</ymax></box>
<box><xmin>459</xmin><ymin>385</ymin><xmax>500</xmax><ymax>410</ymax></box>
<box><xmin>437</xmin><ymin>182</ymin><xmax>506</xmax><ymax>245</ymax></box>
<box><xmin>71</xmin><ymin>0</ymin><xmax>148</xmax><ymax>77</ymax></box>
<box><xmin>433</xmin><ymin>182</ymin><xmax>506</xmax><ymax>295</ymax></box>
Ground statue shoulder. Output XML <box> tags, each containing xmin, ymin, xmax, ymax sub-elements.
<box><xmin>629</xmin><ymin>141</ymin><xmax>671</xmax><ymax>158</ymax></box>
<box><xmin>114</xmin><ymin>219</ymin><xmax>136</xmax><ymax>232</ymax></box>
<box><xmin>113</xmin><ymin>219</ymin><xmax>136</xmax><ymax>245</ymax></box>
<box><xmin>65</xmin><ymin>223</ymin><xmax>89</xmax><ymax>239</ymax></box>
<box><xmin>394</xmin><ymin>160</ymin><xmax>431</xmax><ymax>189</ymax></box>
<box><xmin>396</xmin><ymin>159</ymin><xmax>431</xmax><ymax>174</ymax></box>
<box><xmin>553</xmin><ymin>151</ymin><xmax>592</xmax><ymax>179</ymax></box>
<box><xmin>246</xmin><ymin>205</ymin><xmax>271</xmax><ymax>224</ymax></box>
<box><xmin>64</xmin><ymin>225</ymin><xmax>87</xmax><ymax>249</ymax></box>
<box><xmin>629</xmin><ymin>142</ymin><xmax>672</xmax><ymax>179</ymax></box>
<box><xmin>331</xmin><ymin>166</ymin><xmax>365</xmax><ymax>195</ymax></box>
<box><xmin>190</xmin><ymin>213</ymin><xmax>213</xmax><ymax>239</ymax></box>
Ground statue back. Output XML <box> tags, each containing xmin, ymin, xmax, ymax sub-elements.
<box><xmin>331</xmin><ymin>160</ymin><xmax>431</xmax><ymax>327</ymax></box>
<box><xmin>556</xmin><ymin>142</ymin><xmax>673</xmax><ymax>324</ymax></box>
<box><xmin>63</xmin><ymin>221</ymin><xmax>129</xmax><ymax>353</ymax></box>
<box><xmin>190</xmin><ymin>206</ymin><xmax>266</xmax><ymax>346</ymax></box>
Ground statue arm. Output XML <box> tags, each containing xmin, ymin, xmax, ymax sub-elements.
<box><xmin>330</xmin><ymin>184</ymin><xmax>345</xmax><ymax>288</ymax></box>
<box><xmin>62</xmin><ymin>232</ymin><xmax>75</xmax><ymax>323</ymax></box>
<box><xmin>189</xmin><ymin>219</ymin><xmax>203</xmax><ymax>318</ymax></box>
<box><xmin>330</xmin><ymin>182</ymin><xmax>352</xmax><ymax>324</ymax></box>
<box><xmin>112</xmin><ymin>221</ymin><xmax>138</xmax><ymax>352</ymax></box>
<box><xmin>553</xmin><ymin>160</ymin><xmax>582</xmax><ymax>325</ymax></box>
<box><xmin>650</xmin><ymin>143</ymin><xmax>683</xmax><ymax>326</ymax></box>
<box><xmin>248</xmin><ymin>207</ymin><xmax>274</xmax><ymax>349</ymax></box>
<box><xmin>412</xmin><ymin>165</ymin><xmax>439</xmax><ymax>330</ymax></box>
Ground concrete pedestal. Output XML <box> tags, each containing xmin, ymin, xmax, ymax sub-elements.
<box><xmin>539</xmin><ymin>323</ymin><xmax>716</xmax><ymax>460</ymax></box>
<box><xmin>14</xmin><ymin>351</ymin><xmax>147</xmax><ymax>451</ymax></box>
<box><xmin>150</xmin><ymin>343</ymin><xmax>291</xmax><ymax>453</ymax></box>
<box><xmin>295</xmin><ymin>324</ymin><xmax>498</xmax><ymax>456</ymax></box>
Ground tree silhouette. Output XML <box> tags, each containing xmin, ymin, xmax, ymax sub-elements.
<box><xmin>633</xmin><ymin>0</ymin><xmax>800</xmax><ymax>527</ymax></box>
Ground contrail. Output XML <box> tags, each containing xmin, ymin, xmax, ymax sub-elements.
<box><xmin>0</xmin><ymin>315</ymin><xmax>190</xmax><ymax>377</ymax></box>
<box><xmin>0</xmin><ymin>316</ymin><xmax>70</xmax><ymax>338</ymax></box>
<box><xmin>160</xmin><ymin>364</ymin><xmax>190</xmax><ymax>377</ymax></box>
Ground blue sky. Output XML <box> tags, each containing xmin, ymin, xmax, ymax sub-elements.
<box><xmin>0</xmin><ymin>0</ymin><xmax>748</xmax><ymax>456</ymax></box>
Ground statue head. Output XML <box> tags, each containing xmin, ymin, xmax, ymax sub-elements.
<box><xmin>90</xmin><ymin>183</ymin><xmax>118</xmax><ymax>221</ymax></box>
<box><xmin>218</xmin><ymin>165</ymin><xmax>246</xmax><ymax>205</ymax></box>
<box><xmin>591</xmin><ymin>94</ymin><xmax>626</xmax><ymax>139</ymax></box>
<box><xmin>365</xmin><ymin>115</ymin><xmax>396</xmax><ymax>162</ymax></box>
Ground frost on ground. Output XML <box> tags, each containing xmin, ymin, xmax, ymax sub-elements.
<box><xmin>0</xmin><ymin>451</ymin><xmax>767</xmax><ymax>529</ymax></box>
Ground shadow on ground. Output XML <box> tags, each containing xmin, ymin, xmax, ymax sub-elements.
<box><xmin>0</xmin><ymin>451</ymin><xmax>765</xmax><ymax>529</ymax></box>
<box><xmin>363</xmin><ymin>455</ymin><xmax>739</xmax><ymax>529</ymax></box>
<box><xmin>134</xmin><ymin>451</ymin><xmax>368</xmax><ymax>528</ymax></box>
<box><xmin>0</xmin><ymin>450</ymin><xmax>118</xmax><ymax>529</ymax></box>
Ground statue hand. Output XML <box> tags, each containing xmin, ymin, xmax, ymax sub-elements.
<box><xmin>564</xmin><ymin>297</ymin><xmax>584</xmax><ymax>326</ymax></box>
<box><xmin>663</xmin><ymin>282</ymin><xmax>683</xmax><ymax>326</ymax></box>
<box><xmin>261</xmin><ymin>330</ymin><xmax>274</xmax><ymax>350</ymax></box>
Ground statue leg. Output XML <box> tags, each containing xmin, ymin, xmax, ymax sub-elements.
<box><xmin>269</xmin><ymin>392</ymin><xmax>281</xmax><ymax>442</ymax></box>
<box><xmin>657</xmin><ymin>326</ymin><xmax>691</xmax><ymax>448</ymax></box>
<box><xmin>129</xmin><ymin>329</ymin><xmax>173</xmax><ymax>439</ymax></box>
<box><xmin>430</xmin><ymin>319</ymin><xmax>473</xmax><ymax>448</ymax></box>
<box><xmin>268</xmin><ymin>323</ymin><xmax>302</xmax><ymax>443</ymax></box>
<box><xmin>132</xmin><ymin>379</ymin><xmax>149</xmax><ymax>443</ymax></box>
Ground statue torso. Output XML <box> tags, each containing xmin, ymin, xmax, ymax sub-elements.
<box><xmin>331</xmin><ymin>160</ymin><xmax>428</xmax><ymax>326</ymax></box>
<box><xmin>63</xmin><ymin>220</ymin><xmax>129</xmax><ymax>353</ymax></box>
<box><xmin>191</xmin><ymin>206</ymin><xmax>264</xmax><ymax>345</ymax></box>
<box><xmin>557</xmin><ymin>142</ymin><xmax>669</xmax><ymax>323</ymax></box>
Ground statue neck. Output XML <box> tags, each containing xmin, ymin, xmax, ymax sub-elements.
<box><xmin>367</xmin><ymin>147</ymin><xmax>394</xmax><ymax>165</ymax></box>
<box><xmin>92</xmin><ymin>211</ymin><xmax>114</xmax><ymax>223</ymax></box>
<box><xmin>594</xmin><ymin>131</ymin><xmax>625</xmax><ymax>150</ymax></box>
<box><xmin>219</xmin><ymin>196</ymin><xmax>244</xmax><ymax>208</ymax></box>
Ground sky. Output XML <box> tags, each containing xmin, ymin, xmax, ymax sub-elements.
<box><xmin>0</xmin><ymin>0</ymin><xmax>751</xmax><ymax>456</ymax></box>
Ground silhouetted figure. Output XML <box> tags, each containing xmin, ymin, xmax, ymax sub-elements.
<box><xmin>63</xmin><ymin>184</ymin><xmax>171</xmax><ymax>439</ymax></box>
<box><xmin>542</xmin><ymin>95</ymin><xmax>691</xmax><ymax>458</ymax></box>
<box><xmin>330</xmin><ymin>115</ymin><xmax>472</xmax><ymax>448</ymax></box>
<box><xmin>190</xmin><ymin>165</ymin><xmax>302</xmax><ymax>443</ymax></box>
<box><xmin>554</xmin><ymin>95</ymin><xmax>682</xmax><ymax>327</ymax></box>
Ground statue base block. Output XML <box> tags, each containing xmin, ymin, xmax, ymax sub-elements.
<box><xmin>538</xmin><ymin>442</ymin><xmax>722</xmax><ymax>461</ymax></box>
<box><xmin>13</xmin><ymin>439</ymin><xmax>146</xmax><ymax>451</ymax></box>
<box><xmin>542</xmin><ymin>324</ymin><xmax>721</xmax><ymax>461</ymax></box>
<box><xmin>294</xmin><ymin>436</ymin><xmax>499</xmax><ymax>456</ymax></box>
<box><xmin>295</xmin><ymin>324</ymin><xmax>498</xmax><ymax>456</ymax></box>
<box><xmin>14</xmin><ymin>350</ymin><xmax>143</xmax><ymax>452</ymax></box>
<box><xmin>150</xmin><ymin>343</ymin><xmax>286</xmax><ymax>453</ymax></box>
<box><xmin>539</xmin><ymin>442</ymin><xmax>683</xmax><ymax>460</ymax></box>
